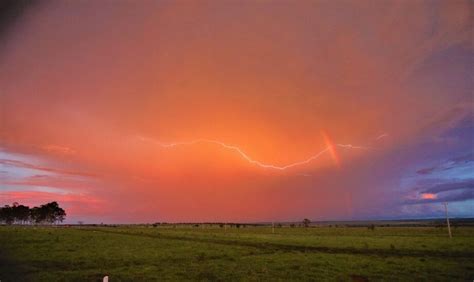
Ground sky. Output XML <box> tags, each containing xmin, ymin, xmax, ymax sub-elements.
<box><xmin>0</xmin><ymin>0</ymin><xmax>472</xmax><ymax>223</ymax></box>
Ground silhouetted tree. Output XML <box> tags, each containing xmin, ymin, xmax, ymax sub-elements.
<box><xmin>0</xmin><ymin>205</ymin><xmax>14</xmax><ymax>224</ymax></box>
<box><xmin>13</xmin><ymin>204</ymin><xmax>30</xmax><ymax>224</ymax></box>
<box><xmin>0</xmin><ymin>201</ymin><xmax>66</xmax><ymax>225</ymax></box>
<box><xmin>30</xmin><ymin>206</ymin><xmax>42</xmax><ymax>224</ymax></box>
<box><xmin>44</xmin><ymin>202</ymin><xmax>66</xmax><ymax>224</ymax></box>
<box><xmin>302</xmin><ymin>218</ymin><xmax>311</xmax><ymax>228</ymax></box>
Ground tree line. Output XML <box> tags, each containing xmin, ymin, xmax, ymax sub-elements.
<box><xmin>0</xmin><ymin>202</ymin><xmax>66</xmax><ymax>225</ymax></box>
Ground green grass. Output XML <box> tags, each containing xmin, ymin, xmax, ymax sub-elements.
<box><xmin>0</xmin><ymin>225</ymin><xmax>473</xmax><ymax>281</ymax></box>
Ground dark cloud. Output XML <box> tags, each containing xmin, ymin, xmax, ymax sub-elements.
<box><xmin>451</xmin><ymin>153</ymin><xmax>474</xmax><ymax>164</ymax></box>
<box><xmin>30</xmin><ymin>174</ymin><xmax>49</xmax><ymax>179</ymax></box>
<box><xmin>420</xmin><ymin>103</ymin><xmax>471</xmax><ymax>135</ymax></box>
<box><xmin>416</xmin><ymin>167</ymin><xmax>437</xmax><ymax>175</ymax></box>
<box><xmin>442</xmin><ymin>190</ymin><xmax>474</xmax><ymax>202</ymax></box>
<box><xmin>404</xmin><ymin>179</ymin><xmax>474</xmax><ymax>205</ymax></box>
<box><xmin>421</xmin><ymin>179</ymin><xmax>474</xmax><ymax>194</ymax></box>
<box><xmin>0</xmin><ymin>0</ymin><xmax>37</xmax><ymax>40</ymax></box>
<box><xmin>416</xmin><ymin>153</ymin><xmax>474</xmax><ymax>175</ymax></box>
<box><xmin>406</xmin><ymin>189</ymin><xmax>474</xmax><ymax>204</ymax></box>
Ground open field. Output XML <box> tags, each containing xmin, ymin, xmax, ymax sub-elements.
<box><xmin>1</xmin><ymin>224</ymin><xmax>473</xmax><ymax>281</ymax></box>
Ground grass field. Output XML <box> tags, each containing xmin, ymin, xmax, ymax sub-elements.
<box><xmin>0</xmin><ymin>224</ymin><xmax>473</xmax><ymax>281</ymax></box>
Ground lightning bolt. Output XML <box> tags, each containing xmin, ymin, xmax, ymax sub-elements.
<box><xmin>375</xmin><ymin>133</ymin><xmax>388</xmax><ymax>140</ymax></box>
<box><xmin>138</xmin><ymin>136</ymin><xmax>369</xmax><ymax>171</ymax></box>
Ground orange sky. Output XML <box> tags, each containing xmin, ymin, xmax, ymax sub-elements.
<box><xmin>1</xmin><ymin>0</ymin><xmax>472</xmax><ymax>223</ymax></box>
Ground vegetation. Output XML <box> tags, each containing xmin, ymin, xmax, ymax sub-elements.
<box><xmin>0</xmin><ymin>202</ymin><xmax>66</xmax><ymax>225</ymax></box>
<box><xmin>0</xmin><ymin>224</ymin><xmax>473</xmax><ymax>281</ymax></box>
<box><xmin>302</xmin><ymin>218</ymin><xmax>311</xmax><ymax>228</ymax></box>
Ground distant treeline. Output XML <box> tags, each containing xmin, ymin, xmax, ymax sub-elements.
<box><xmin>0</xmin><ymin>202</ymin><xmax>66</xmax><ymax>225</ymax></box>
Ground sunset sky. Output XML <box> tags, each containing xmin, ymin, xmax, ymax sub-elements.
<box><xmin>1</xmin><ymin>0</ymin><xmax>472</xmax><ymax>223</ymax></box>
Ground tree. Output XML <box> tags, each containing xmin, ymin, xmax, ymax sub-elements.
<box><xmin>41</xmin><ymin>202</ymin><xmax>66</xmax><ymax>224</ymax></box>
<box><xmin>30</xmin><ymin>206</ymin><xmax>43</xmax><ymax>224</ymax></box>
<box><xmin>13</xmin><ymin>204</ymin><xmax>30</xmax><ymax>224</ymax></box>
<box><xmin>0</xmin><ymin>201</ymin><xmax>67</xmax><ymax>225</ymax></box>
<box><xmin>1</xmin><ymin>204</ymin><xmax>32</xmax><ymax>225</ymax></box>
<box><xmin>302</xmin><ymin>218</ymin><xmax>311</xmax><ymax>228</ymax></box>
<box><xmin>0</xmin><ymin>205</ymin><xmax>14</xmax><ymax>225</ymax></box>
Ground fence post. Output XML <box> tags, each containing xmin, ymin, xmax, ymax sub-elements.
<box><xmin>444</xmin><ymin>202</ymin><xmax>452</xmax><ymax>239</ymax></box>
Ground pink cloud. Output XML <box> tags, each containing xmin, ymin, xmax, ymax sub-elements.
<box><xmin>420</xmin><ymin>193</ymin><xmax>438</xmax><ymax>200</ymax></box>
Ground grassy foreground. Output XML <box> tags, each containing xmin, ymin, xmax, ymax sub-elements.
<box><xmin>0</xmin><ymin>225</ymin><xmax>473</xmax><ymax>281</ymax></box>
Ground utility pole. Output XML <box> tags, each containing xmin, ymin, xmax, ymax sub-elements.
<box><xmin>444</xmin><ymin>202</ymin><xmax>452</xmax><ymax>239</ymax></box>
<box><xmin>272</xmin><ymin>222</ymin><xmax>275</xmax><ymax>234</ymax></box>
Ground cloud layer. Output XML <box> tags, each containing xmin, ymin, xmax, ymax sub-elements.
<box><xmin>1</xmin><ymin>0</ymin><xmax>472</xmax><ymax>222</ymax></box>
